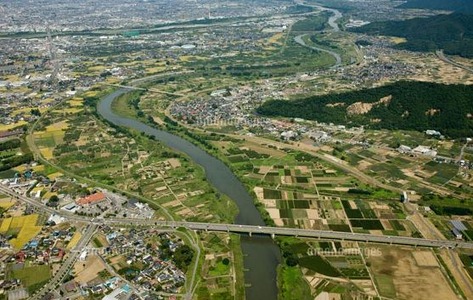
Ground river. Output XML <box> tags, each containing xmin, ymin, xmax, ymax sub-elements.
<box><xmin>293</xmin><ymin>3</ymin><xmax>343</xmax><ymax>68</ymax></box>
<box><xmin>97</xmin><ymin>89</ymin><xmax>281</xmax><ymax>299</ymax></box>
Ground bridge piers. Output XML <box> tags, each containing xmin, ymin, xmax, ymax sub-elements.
<box><xmin>248</xmin><ymin>231</ymin><xmax>252</xmax><ymax>237</ymax></box>
<box><xmin>271</xmin><ymin>233</ymin><xmax>275</xmax><ymax>239</ymax></box>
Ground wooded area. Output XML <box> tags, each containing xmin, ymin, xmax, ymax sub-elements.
<box><xmin>257</xmin><ymin>81</ymin><xmax>473</xmax><ymax>138</ymax></box>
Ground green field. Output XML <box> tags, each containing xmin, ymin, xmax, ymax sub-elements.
<box><xmin>298</xmin><ymin>255</ymin><xmax>341</xmax><ymax>277</ymax></box>
<box><xmin>11</xmin><ymin>265</ymin><xmax>51</xmax><ymax>293</ymax></box>
<box><xmin>278</xmin><ymin>265</ymin><xmax>313</xmax><ymax>300</ymax></box>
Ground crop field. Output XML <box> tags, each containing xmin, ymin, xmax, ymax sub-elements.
<box><xmin>423</xmin><ymin>161</ymin><xmax>459</xmax><ymax>185</ymax></box>
<box><xmin>68</xmin><ymin>97</ymin><xmax>84</xmax><ymax>107</ymax></box>
<box><xmin>10</xmin><ymin>264</ymin><xmax>51</xmax><ymax>293</ymax></box>
<box><xmin>67</xmin><ymin>231</ymin><xmax>82</xmax><ymax>250</ymax></box>
<box><xmin>299</xmin><ymin>255</ymin><xmax>341</xmax><ymax>277</ymax></box>
<box><xmin>367</xmin><ymin>246</ymin><xmax>456</xmax><ymax>300</ymax></box>
<box><xmin>198</xmin><ymin>232</ymin><xmax>241</xmax><ymax>299</ymax></box>
<box><xmin>33</xmin><ymin>91</ymin><xmax>238</xmax><ymax>223</ymax></box>
<box><xmin>1</xmin><ymin>214</ymin><xmax>42</xmax><ymax>249</ymax></box>
<box><xmin>0</xmin><ymin>197</ymin><xmax>16</xmax><ymax>210</ymax></box>
<box><xmin>0</xmin><ymin>121</ymin><xmax>27</xmax><ymax>132</ymax></box>
<box><xmin>336</xmin><ymin>132</ymin><xmax>473</xmax><ymax>199</ymax></box>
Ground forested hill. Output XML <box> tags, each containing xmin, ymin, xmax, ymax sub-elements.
<box><xmin>350</xmin><ymin>13</ymin><xmax>473</xmax><ymax>58</ymax></box>
<box><xmin>256</xmin><ymin>81</ymin><xmax>473</xmax><ymax>138</ymax></box>
<box><xmin>398</xmin><ymin>0</ymin><xmax>473</xmax><ymax>14</ymax></box>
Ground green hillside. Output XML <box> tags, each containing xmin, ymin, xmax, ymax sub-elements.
<box><xmin>350</xmin><ymin>13</ymin><xmax>473</xmax><ymax>58</ymax></box>
<box><xmin>256</xmin><ymin>81</ymin><xmax>473</xmax><ymax>138</ymax></box>
<box><xmin>398</xmin><ymin>0</ymin><xmax>473</xmax><ymax>14</ymax></box>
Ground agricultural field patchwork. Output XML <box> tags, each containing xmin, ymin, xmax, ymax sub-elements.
<box><xmin>32</xmin><ymin>93</ymin><xmax>238</xmax><ymax>223</ymax></box>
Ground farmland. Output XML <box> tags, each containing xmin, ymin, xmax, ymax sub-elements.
<box><xmin>367</xmin><ymin>246</ymin><xmax>456</xmax><ymax>300</ymax></box>
<box><xmin>30</xmin><ymin>88</ymin><xmax>238</xmax><ymax>223</ymax></box>
<box><xmin>238</xmin><ymin>148</ymin><xmax>418</xmax><ymax>237</ymax></box>
<box><xmin>9</xmin><ymin>264</ymin><xmax>51</xmax><ymax>293</ymax></box>
<box><xmin>0</xmin><ymin>214</ymin><xmax>42</xmax><ymax>249</ymax></box>
<box><xmin>277</xmin><ymin>237</ymin><xmax>376</xmax><ymax>297</ymax></box>
<box><xmin>197</xmin><ymin>232</ymin><xmax>244</xmax><ymax>299</ymax></box>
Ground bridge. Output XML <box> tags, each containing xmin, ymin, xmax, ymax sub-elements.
<box><xmin>2</xmin><ymin>185</ymin><xmax>473</xmax><ymax>250</ymax></box>
<box><xmin>102</xmin><ymin>219</ymin><xmax>473</xmax><ymax>250</ymax></box>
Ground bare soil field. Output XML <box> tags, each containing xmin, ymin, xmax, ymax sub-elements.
<box><xmin>73</xmin><ymin>254</ymin><xmax>106</xmax><ymax>284</ymax></box>
<box><xmin>368</xmin><ymin>246</ymin><xmax>457</xmax><ymax>300</ymax></box>
<box><xmin>412</xmin><ymin>251</ymin><xmax>438</xmax><ymax>267</ymax></box>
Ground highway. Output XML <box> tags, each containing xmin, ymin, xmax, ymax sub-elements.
<box><xmin>102</xmin><ymin>219</ymin><xmax>473</xmax><ymax>250</ymax></box>
<box><xmin>436</xmin><ymin>50</ymin><xmax>473</xmax><ymax>74</ymax></box>
<box><xmin>2</xmin><ymin>185</ymin><xmax>472</xmax><ymax>250</ymax></box>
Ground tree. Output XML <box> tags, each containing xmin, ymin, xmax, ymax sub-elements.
<box><xmin>31</xmin><ymin>109</ymin><xmax>41</xmax><ymax>117</ymax></box>
<box><xmin>173</xmin><ymin>245</ymin><xmax>194</xmax><ymax>272</ymax></box>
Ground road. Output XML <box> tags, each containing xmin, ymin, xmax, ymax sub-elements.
<box><xmin>436</xmin><ymin>50</ymin><xmax>473</xmax><ymax>74</ymax></box>
<box><xmin>31</xmin><ymin>224</ymin><xmax>97</xmax><ymax>300</ymax></box>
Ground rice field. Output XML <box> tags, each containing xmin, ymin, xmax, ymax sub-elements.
<box><xmin>0</xmin><ymin>198</ymin><xmax>15</xmax><ymax>210</ymax></box>
<box><xmin>67</xmin><ymin>231</ymin><xmax>82</xmax><ymax>249</ymax></box>
<box><xmin>68</xmin><ymin>98</ymin><xmax>84</xmax><ymax>107</ymax></box>
<box><xmin>1</xmin><ymin>214</ymin><xmax>42</xmax><ymax>249</ymax></box>
<box><xmin>0</xmin><ymin>121</ymin><xmax>27</xmax><ymax>132</ymax></box>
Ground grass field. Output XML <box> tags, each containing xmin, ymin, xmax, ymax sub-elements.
<box><xmin>11</xmin><ymin>264</ymin><xmax>51</xmax><ymax>291</ymax></box>
<box><xmin>278</xmin><ymin>265</ymin><xmax>312</xmax><ymax>300</ymax></box>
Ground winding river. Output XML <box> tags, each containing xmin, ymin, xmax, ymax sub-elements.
<box><xmin>97</xmin><ymin>89</ymin><xmax>281</xmax><ymax>299</ymax></box>
<box><xmin>294</xmin><ymin>3</ymin><xmax>343</xmax><ymax>68</ymax></box>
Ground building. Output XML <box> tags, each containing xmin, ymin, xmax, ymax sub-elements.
<box><xmin>452</xmin><ymin>228</ymin><xmax>463</xmax><ymax>240</ymax></box>
<box><xmin>413</xmin><ymin>146</ymin><xmax>437</xmax><ymax>157</ymax></box>
<box><xmin>450</xmin><ymin>220</ymin><xmax>467</xmax><ymax>231</ymax></box>
<box><xmin>79</xmin><ymin>250</ymin><xmax>88</xmax><ymax>261</ymax></box>
<box><xmin>400</xmin><ymin>191</ymin><xmax>409</xmax><ymax>203</ymax></box>
<box><xmin>76</xmin><ymin>192</ymin><xmax>106</xmax><ymax>206</ymax></box>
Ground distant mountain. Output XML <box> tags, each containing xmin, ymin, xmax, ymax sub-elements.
<box><xmin>350</xmin><ymin>13</ymin><xmax>473</xmax><ymax>58</ymax></box>
<box><xmin>398</xmin><ymin>0</ymin><xmax>473</xmax><ymax>14</ymax></box>
<box><xmin>256</xmin><ymin>81</ymin><xmax>473</xmax><ymax>138</ymax></box>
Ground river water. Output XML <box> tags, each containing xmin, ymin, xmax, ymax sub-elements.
<box><xmin>97</xmin><ymin>89</ymin><xmax>281</xmax><ymax>299</ymax></box>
